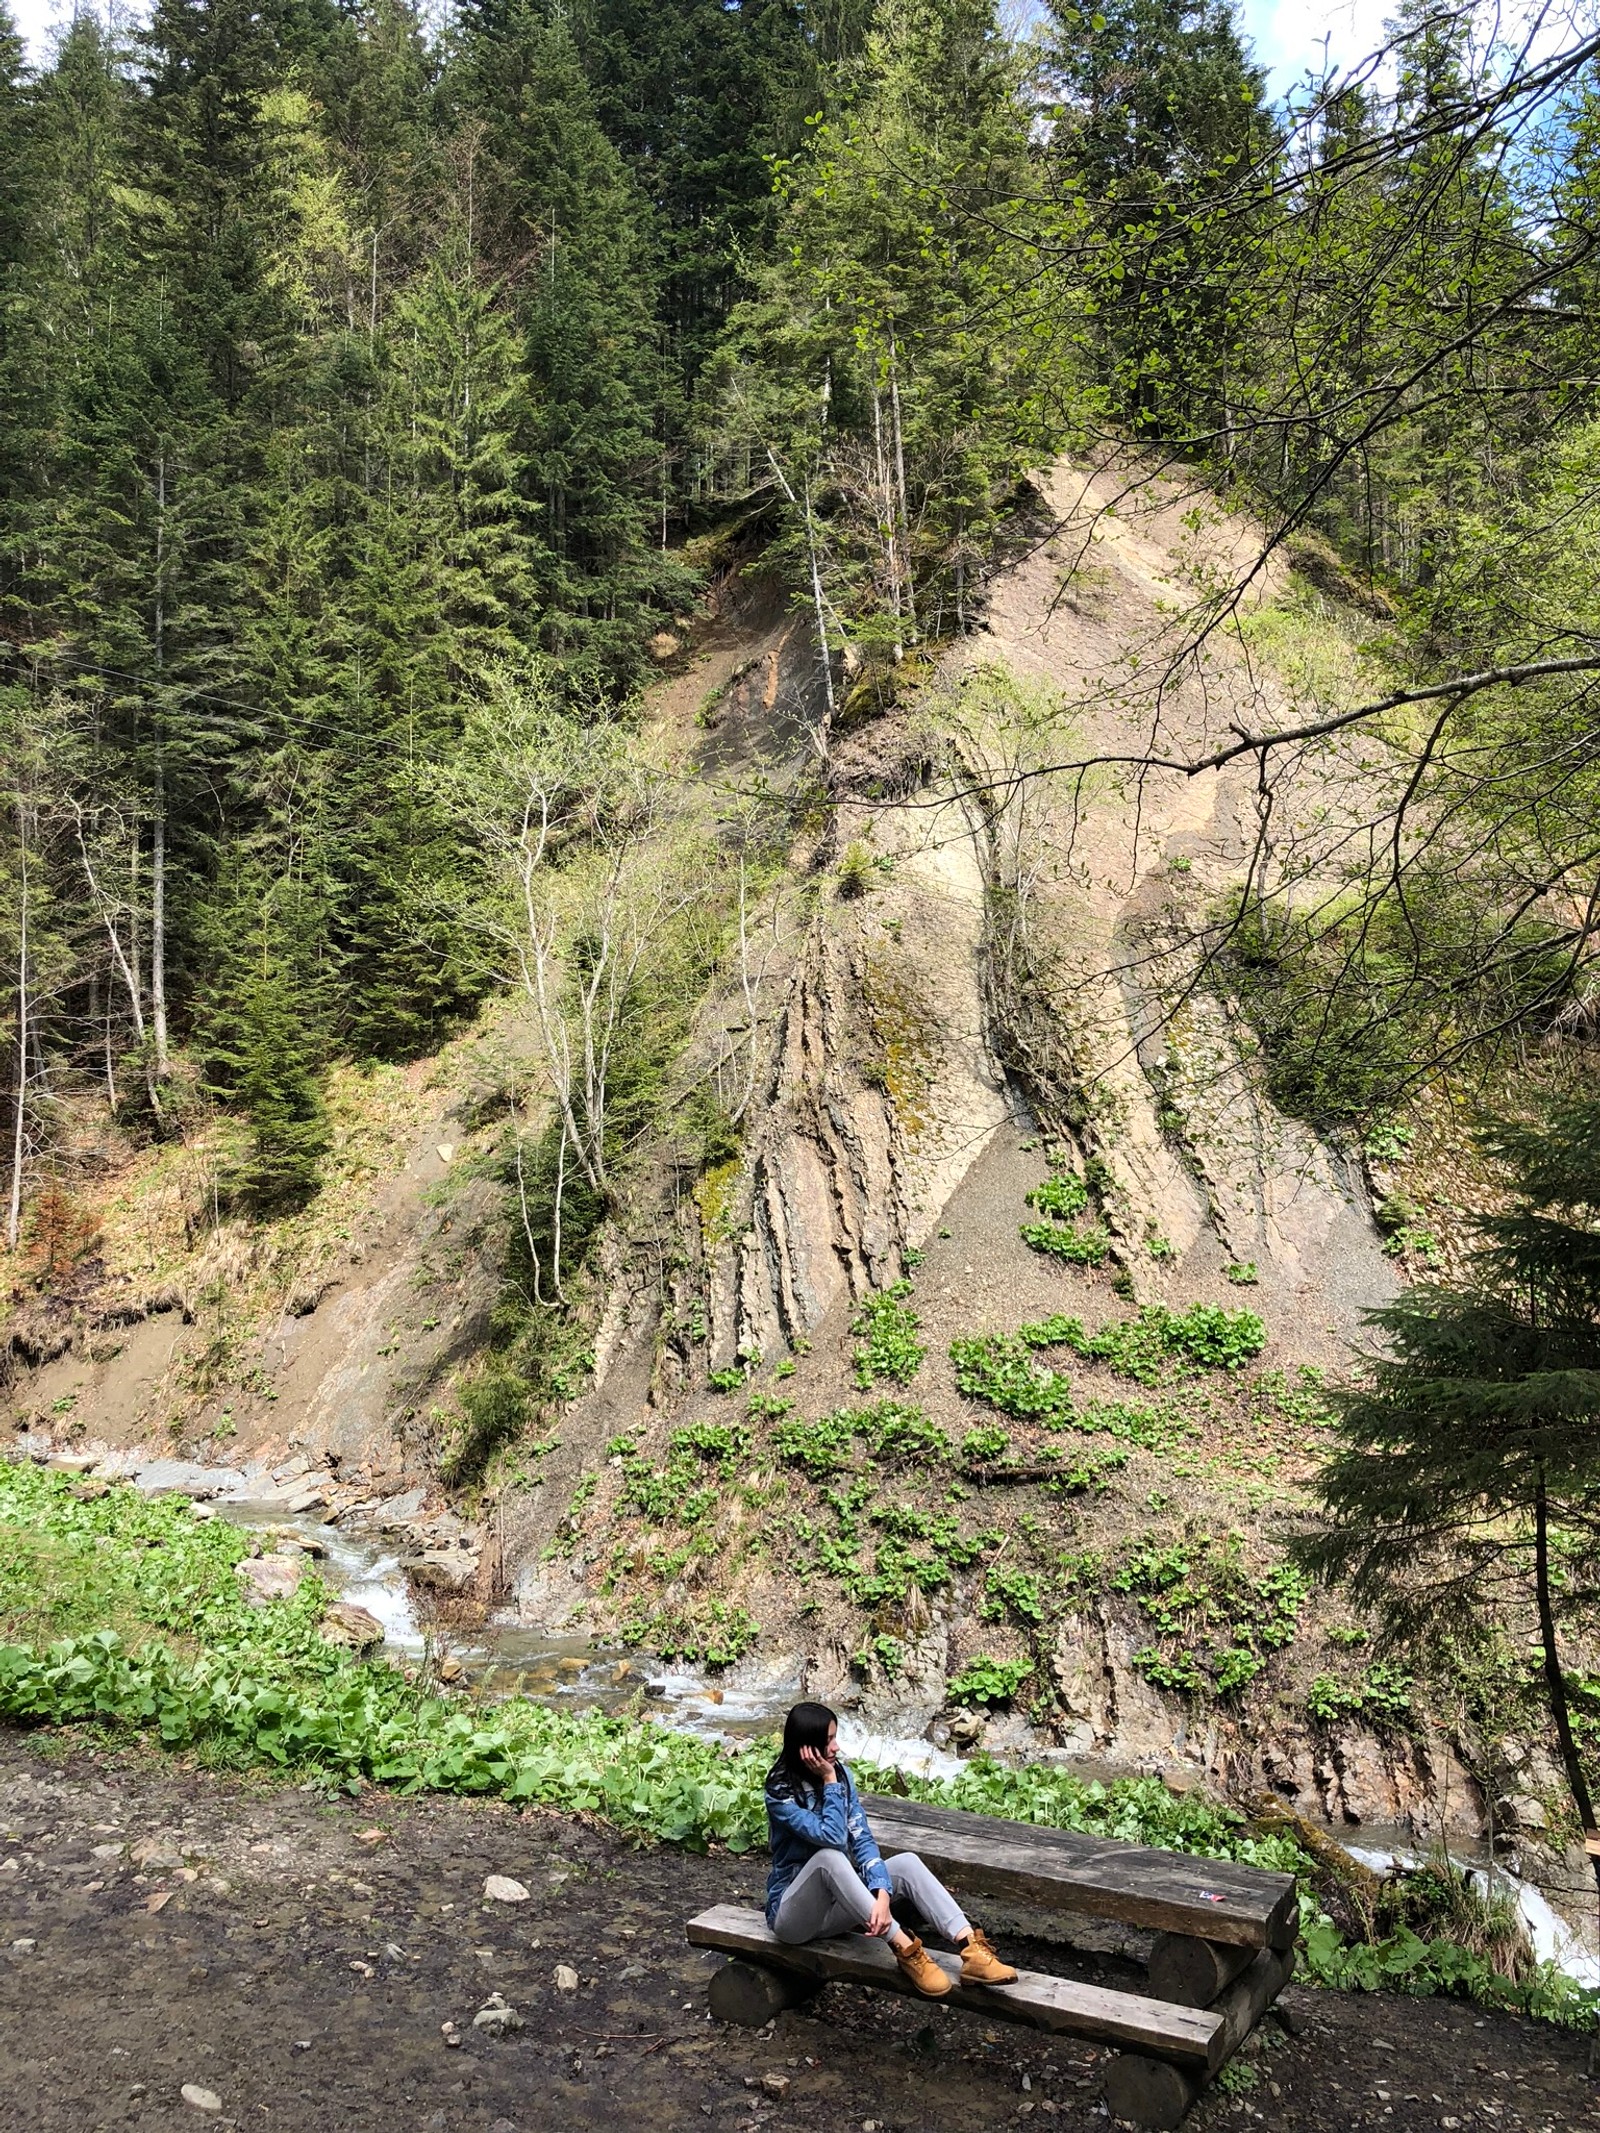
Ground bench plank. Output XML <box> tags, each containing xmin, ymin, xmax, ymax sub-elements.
<box><xmin>687</xmin><ymin>1904</ymin><xmax>1226</xmax><ymax>2069</ymax></box>
<box><xmin>860</xmin><ymin>1795</ymin><xmax>1298</xmax><ymax>1951</ymax></box>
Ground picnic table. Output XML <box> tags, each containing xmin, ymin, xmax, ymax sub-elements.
<box><xmin>687</xmin><ymin>1789</ymin><xmax>1298</xmax><ymax>2129</ymax></box>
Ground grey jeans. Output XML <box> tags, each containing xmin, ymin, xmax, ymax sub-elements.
<box><xmin>772</xmin><ymin>1848</ymin><xmax>970</xmax><ymax>1946</ymax></box>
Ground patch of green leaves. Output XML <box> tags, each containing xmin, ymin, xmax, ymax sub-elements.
<box><xmin>950</xmin><ymin>1333</ymin><xmax>1076</xmax><ymax>1424</ymax></box>
<box><xmin>851</xmin><ymin>1280</ymin><xmax>926</xmax><ymax>1389</ymax></box>
<box><xmin>1113</xmin><ymin>1539</ymin><xmax>1307</xmax><ymax>1701</ymax></box>
<box><xmin>947</xmin><ymin>1656</ymin><xmax>1034</xmax><ymax>1708</ymax></box>
<box><xmin>1306</xmin><ymin>1664</ymin><xmax>1414</xmax><ymax>1728</ymax></box>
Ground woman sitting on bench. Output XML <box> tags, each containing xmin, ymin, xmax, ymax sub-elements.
<box><xmin>765</xmin><ymin>1701</ymin><xmax>1017</xmax><ymax>1998</ymax></box>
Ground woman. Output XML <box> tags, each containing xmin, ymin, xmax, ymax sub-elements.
<box><xmin>764</xmin><ymin>1701</ymin><xmax>1018</xmax><ymax>1998</ymax></box>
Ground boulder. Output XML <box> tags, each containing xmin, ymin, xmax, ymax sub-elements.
<box><xmin>321</xmin><ymin>1602</ymin><xmax>385</xmax><ymax>1653</ymax></box>
<box><xmin>236</xmin><ymin>1554</ymin><xmax>307</xmax><ymax>1604</ymax></box>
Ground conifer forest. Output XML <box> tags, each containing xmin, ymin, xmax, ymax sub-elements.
<box><xmin>9</xmin><ymin>0</ymin><xmax>1600</xmax><ymax>2073</ymax></box>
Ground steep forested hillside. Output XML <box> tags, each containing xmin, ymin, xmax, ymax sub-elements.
<box><xmin>6</xmin><ymin>0</ymin><xmax>1600</xmax><ymax>1956</ymax></box>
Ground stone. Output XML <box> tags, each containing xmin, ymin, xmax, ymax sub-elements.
<box><xmin>284</xmin><ymin>1485</ymin><xmax>329</xmax><ymax>1515</ymax></box>
<box><xmin>91</xmin><ymin>1843</ymin><xmax>123</xmax><ymax>1860</ymax></box>
<box><xmin>46</xmin><ymin>1453</ymin><xmax>99</xmax><ymax>1474</ymax></box>
<box><xmin>411</xmin><ymin>1549</ymin><xmax>481</xmax><ymax>1595</ymax></box>
<box><xmin>236</xmin><ymin>1555</ymin><xmax>306</xmax><ymax>1604</ymax></box>
<box><xmin>9</xmin><ymin>1939</ymin><xmax>35</xmax><ymax>1955</ymax></box>
<box><xmin>473</xmin><ymin>1994</ymin><xmax>524</xmax><ymax>2035</ymax></box>
<box><xmin>553</xmin><ymin>1963</ymin><xmax>579</xmax><ymax>1991</ymax></box>
<box><xmin>440</xmin><ymin>2021</ymin><xmax>462</xmax><ymax>2049</ymax></box>
<box><xmin>945</xmin><ymin>1708</ymin><xmax>985</xmax><ymax>1751</ymax></box>
<box><xmin>761</xmin><ymin>2074</ymin><xmax>790</xmax><ymax>2097</ymax></box>
<box><xmin>180</xmin><ymin>2085</ymin><xmax>222</xmax><ymax>2114</ymax></box>
<box><xmin>373</xmin><ymin>1487</ymin><xmax>428</xmax><ymax>1528</ymax></box>
<box><xmin>321</xmin><ymin>1602</ymin><xmax>385</xmax><ymax>1653</ymax></box>
<box><xmin>130</xmin><ymin>1836</ymin><xmax>184</xmax><ymax>1871</ymax></box>
<box><xmin>483</xmin><ymin>1875</ymin><xmax>530</xmax><ymax>1904</ymax></box>
<box><xmin>1500</xmin><ymin>1792</ymin><xmax>1549</xmax><ymax>1833</ymax></box>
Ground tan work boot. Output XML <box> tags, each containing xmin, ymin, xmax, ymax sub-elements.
<box><xmin>892</xmin><ymin>1935</ymin><xmax>954</xmax><ymax>1997</ymax></box>
<box><xmin>959</xmin><ymin>1928</ymin><xmax>1018</xmax><ymax>1986</ymax></box>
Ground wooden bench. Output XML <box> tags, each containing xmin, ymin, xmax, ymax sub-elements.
<box><xmin>688</xmin><ymin>1797</ymin><xmax>1298</xmax><ymax>2129</ymax></box>
<box><xmin>862</xmin><ymin>1792</ymin><xmax>1297</xmax><ymax>2006</ymax></box>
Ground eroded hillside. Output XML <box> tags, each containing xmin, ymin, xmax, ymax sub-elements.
<box><xmin>6</xmin><ymin>456</ymin><xmax>1584</xmax><ymax>1919</ymax></box>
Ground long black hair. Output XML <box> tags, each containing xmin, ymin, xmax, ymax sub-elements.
<box><xmin>769</xmin><ymin>1700</ymin><xmax>838</xmax><ymax>1809</ymax></box>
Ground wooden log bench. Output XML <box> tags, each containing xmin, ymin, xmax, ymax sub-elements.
<box><xmin>688</xmin><ymin>1796</ymin><xmax>1299</xmax><ymax>2129</ymax></box>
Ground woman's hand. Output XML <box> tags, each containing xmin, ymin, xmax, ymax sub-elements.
<box><xmin>799</xmin><ymin>1744</ymin><xmax>838</xmax><ymax>1784</ymax></box>
<box><xmin>865</xmin><ymin>1890</ymin><xmax>894</xmax><ymax>1938</ymax></box>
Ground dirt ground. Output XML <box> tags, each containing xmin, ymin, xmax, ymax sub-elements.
<box><xmin>1</xmin><ymin>1729</ymin><xmax>1593</xmax><ymax>2133</ymax></box>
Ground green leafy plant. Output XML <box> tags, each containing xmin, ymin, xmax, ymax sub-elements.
<box><xmin>946</xmin><ymin>1656</ymin><xmax>1034</xmax><ymax>1708</ymax></box>
<box><xmin>980</xmin><ymin>1567</ymin><xmax>1045</xmax><ymax>1625</ymax></box>
<box><xmin>1113</xmin><ymin>1539</ymin><xmax>1307</xmax><ymax>1700</ymax></box>
<box><xmin>1306</xmin><ymin>1664</ymin><xmax>1414</xmax><ymax>1728</ymax></box>
<box><xmin>1226</xmin><ymin>1261</ymin><xmax>1259</xmax><ymax>1285</ymax></box>
<box><xmin>1020</xmin><ymin>1165</ymin><xmax>1109</xmax><ymax>1265</ymax></box>
<box><xmin>950</xmin><ymin>1333</ymin><xmax>1075</xmax><ymax>1425</ymax></box>
<box><xmin>851</xmin><ymin>1280</ymin><xmax>925</xmax><ymax>1389</ymax></box>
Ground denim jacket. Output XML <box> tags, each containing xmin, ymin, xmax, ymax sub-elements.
<box><xmin>764</xmin><ymin>1759</ymin><xmax>891</xmax><ymax>1926</ymax></box>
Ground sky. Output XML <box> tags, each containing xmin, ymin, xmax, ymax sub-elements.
<box><xmin>8</xmin><ymin>0</ymin><xmax>1398</xmax><ymax>87</ymax></box>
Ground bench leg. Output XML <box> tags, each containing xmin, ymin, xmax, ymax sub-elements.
<box><xmin>1147</xmin><ymin>1933</ymin><xmax>1256</xmax><ymax>2007</ymax></box>
<box><xmin>708</xmin><ymin>1958</ymin><xmax>821</xmax><ymax>2028</ymax></box>
<box><xmin>1103</xmin><ymin>2054</ymin><xmax>1197</xmax><ymax>2129</ymax></box>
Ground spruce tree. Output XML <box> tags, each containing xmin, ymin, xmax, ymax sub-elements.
<box><xmin>454</xmin><ymin>3</ymin><xmax>689</xmax><ymax>692</ymax></box>
<box><xmin>1309</xmin><ymin>1097</ymin><xmax>1600</xmax><ymax>1894</ymax></box>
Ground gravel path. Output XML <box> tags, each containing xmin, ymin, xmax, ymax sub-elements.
<box><xmin>0</xmin><ymin>1728</ymin><xmax>1592</xmax><ymax>2133</ymax></box>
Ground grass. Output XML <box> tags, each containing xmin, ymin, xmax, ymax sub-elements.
<box><xmin>0</xmin><ymin>1459</ymin><xmax>1594</xmax><ymax>2031</ymax></box>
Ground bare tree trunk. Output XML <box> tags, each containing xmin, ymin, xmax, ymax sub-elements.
<box><xmin>152</xmin><ymin>448</ymin><xmax>169</xmax><ymax>1080</ymax></box>
<box><xmin>151</xmin><ymin>759</ymin><xmax>168</xmax><ymax>1078</ymax></box>
<box><xmin>887</xmin><ymin>332</ymin><xmax>917</xmax><ymax>646</ymax></box>
<box><xmin>872</xmin><ymin>383</ymin><xmax>903</xmax><ymax>657</ymax></box>
<box><xmin>1534</xmin><ymin>1471</ymin><xmax>1600</xmax><ymax>1899</ymax></box>
<box><xmin>763</xmin><ymin>447</ymin><xmax>835</xmax><ymax>735</ymax></box>
<box><xmin>7</xmin><ymin>789</ymin><xmax>29</xmax><ymax>1251</ymax></box>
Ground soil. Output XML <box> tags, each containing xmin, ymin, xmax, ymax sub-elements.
<box><xmin>1</xmin><ymin>1727</ymin><xmax>1591</xmax><ymax>2133</ymax></box>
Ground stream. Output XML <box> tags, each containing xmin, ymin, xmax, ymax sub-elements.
<box><xmin>89</xmin><ymin>1450</ymin><xmax>1600</xmax><ymax>1988</ymax></box>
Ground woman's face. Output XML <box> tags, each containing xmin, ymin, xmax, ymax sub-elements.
<box><xmin>825</xmin><ymin>1721</ymin><xmax>838</xmax><ymax>1760</ymax></box>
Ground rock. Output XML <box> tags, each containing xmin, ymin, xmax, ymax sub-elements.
<box><xmin>9</xmin><ymin>1939</ymin><xmax>35</xmax><ymax>1955</ymax></box>
<box><xmin>483</xmin><ymin>1875</ymin><xmax>530</xmax><ymax>1904</ymax></box>
<box><xmin>130</xmin><ymin>1836</ymin><xmax>184</xmax><ymax>1871</ymax></box>
<box><xmin>180</xmin><ymin>2085</ymin><xmax>222</xmax><ymax>2114</ymax></box>
<box><xmin>553</xmin><ymin>1963</ymin><xmax>579</xmax><ymax>1991</ymax></box>
<box><xmin>411</xmin><ymin>1549</ymin><xmax>481</xmax><ymax>1595</ymax></box>
<box><xmin>473</xmin><ymin>1993</ymin><xmax>524</xmax><ymax>2035</ymax></box>
<box><xmin>1499</xmin><ymin>1792</ymin><xmax>1549</xmax><ymax>1833</ymax></box>
<box><xmin>189</xmin><ymin>1502</ymin><xmax>216</xmax><ymax>1521</ymax></box>
<box><xmin>90</xmin><ymin>1843</ymin><xmax>123</xmax><ymax>1861</ymax></box>
<box><xmin>284</xmin><ymin>1484</ymin><xmax>330</xmax><ymax>1515</ymax></box>
<box><xmin>945</xmin><ymin>1708</ymin><xmax>985</xmax><ymax>1751</ymax></box>
<box><xmin>647</xmin><ymin>630</ymin><xmax>682</xmax><ymax>662</ymax></box>
<box><xmin>437</xmin><ymin>1657</ymin><xmax>464</xmax><ymax>1684</ymax></box>
<box><xmin>46</xmin><ymin>1453</ymin><xmax>99</xmax><ymax>1474</ymax></box>
<box><xmin>236</xmin><ymin>1554</ymin><xmax>306</xmax><ymax>1604</ymax></box>
<box><xmin>321</xmin><ymin>1602</ymin><xmax>385</xmax><ymax>1653</ymax></box>
<box><xmin>440</xmin><ymin>2021</ymin><xmax>462</xmax><ymax>2049</ymax></box>
<box><xmin>761</xmin><ymin>2073</ymin><xmax>791</xmax><ymax>2097</ymax></box>
<box><xmin>372</xmin><ymin>1487</ymin><xmax>428</xmax><ymax>1527</ymax></box>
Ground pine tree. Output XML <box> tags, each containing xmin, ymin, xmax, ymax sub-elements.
<box><xmin>1309</xmin><ymin>1097</ymin><xmax>1600</xmax><ymax>1895</ymax></box>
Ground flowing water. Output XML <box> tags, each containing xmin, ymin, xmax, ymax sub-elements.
<box><xmin>105</xmin><ymin>1454</ymin><xmax>1598</xmax><ymax>1985</ymax></box>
